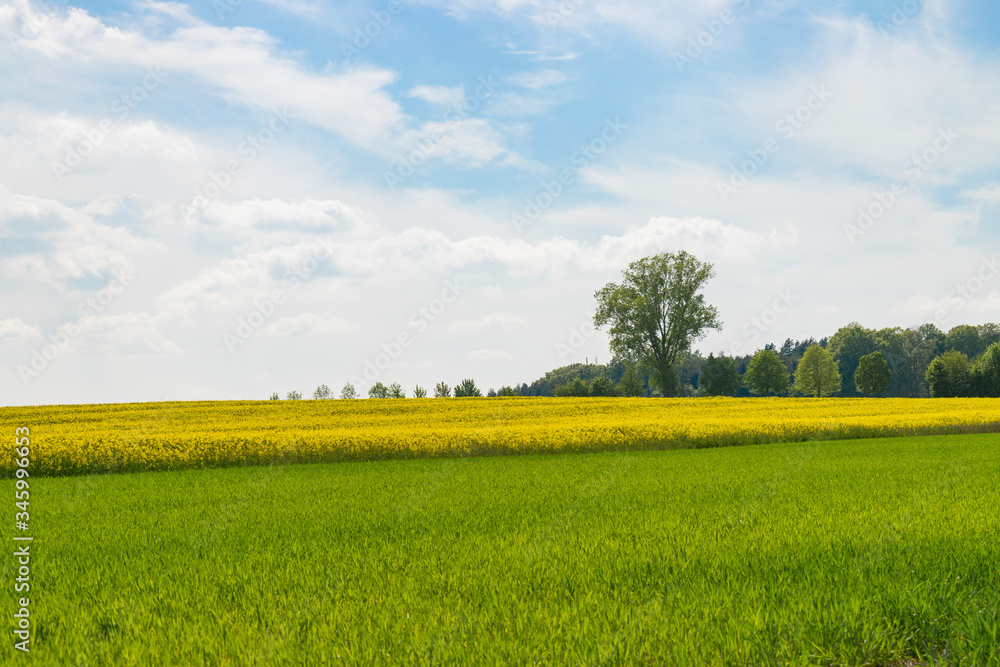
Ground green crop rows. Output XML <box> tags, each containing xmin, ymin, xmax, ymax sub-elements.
<box><xmin>4</xmin><ymin>434</ymin><xmax>999</xmax><ymax>665</ymax></box>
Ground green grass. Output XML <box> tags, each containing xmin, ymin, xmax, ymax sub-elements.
<box><xmin>5</xmin><ymin>434</ymin><xmax>1000</xmax><ymax>665</ymax></box>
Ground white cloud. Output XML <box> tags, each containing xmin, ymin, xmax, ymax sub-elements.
<box><xmin>506</xmin><ymin>69</ymin><xmax>569</xmax><ymax>89</ymax></box>
<box><xmin>450</xmin><ymin>312</ymin><xmax>526</xmax><ymax>333</ymax></box>
<box><xmin>251</xmin><ymin>0</ymin><xmax>323</xmax><ymax>19</ymax></box>
<box><xmin>408</xmin><ymin>84</ymin><xmax>466</xmax><ymax>109</ymax></box>
<box><xmin>2</xmin><ymin>1</ymin><xmax>525</xmax><ymax>168</ymax></box>
<box><xmin>396</xmin><ymin>118</ymin><xmax>524</xmax><ymax>168</ymax></box>
<box><xmin>0</xmin><ymin>193</ymin><xmax>145</xmax><ymax>290</ymax></box>
<box><xmin>728</xmin><ymin>16</ymin><xmax>1000</xmax><ymax>181</ymax></box>
<box><xmin>961</xmin><ymin>183</ymin><xmax>1000</xmax><ymax>202</ymax></box>
<box><xmin>261</xmin><ymin>313</ymin><xmax>355</xmax><ymax>338</ymax></box>
<box><xmin>199</xmin><ymin>198</ymin><xmax>369</xmax><ymax>233</ymax></box>
<box><xmin>5</xmin><ymin>2</ymin><xmax>404</xmax><ymax>151</ymax></box>
<box><xmin>75</xmin><ymin>312</ymin><xmax>182</xmax><ymax>354</ymax></box>
<box><xmin>409</xmin><ymin>0</ymin><xmax>734</xmax><ymax>47</ymax></box>
<box><xmin>138</xmin><ymin>1</ymin><xmax>199</xmax><ymax>25</ymax></box>
<box><xmin>891</xmin><ymin>292</ymin><xmax>1000</xmax><ymax>324</ymax></box>
<box><xmin>156</xmin><ymin>239</ymin><xmax>337</xmax><ymax>315</ymax></box>
<box><xmin>0</xmin><ymin>317</ymin><xmax>42</xmax><ymax>343</ymax></box>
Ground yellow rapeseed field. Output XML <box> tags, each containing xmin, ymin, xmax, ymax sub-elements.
<box><xmin>2</xmin><ymin>397</ymin><xmax>998</xmax><ymax>476</ymax></box>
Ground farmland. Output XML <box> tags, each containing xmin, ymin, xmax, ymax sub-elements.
<box><xmin>2</xmin><ymin>397</ymin><xmax>999</xmax><ymax>476</ymax></box>
<box><xmin>5</xmin><ymin>433</ymin><xmax>999</xmax><ymax>665</ymax></box>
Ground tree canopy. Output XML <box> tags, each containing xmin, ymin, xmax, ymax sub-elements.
<box><xmin>699</xmin><ymin>353</ymin><xmax>741</xmax><ymax>396</ymax></box>
<box><xmin>971</xmin><ymin>342</ymin><xmax>1000</xmax><ymax>397</ymax></box>
<box><xmin>926</xmin><ymin>351</ymin><xmax>971</xmax><ymax>398</ymax></box>
<box><xmin>793</xmin><ymin>345</ymin><xmax>841</xmax><ymax>397</ymax></box>
<box><xmin>454</xmin><ymin>378</ymin><xmax>482</xmax><ymax>397</ymax></box>
<box><xmin>827</xmin><ymin>324</ymin><xmax>877</xmax><ymax>395</ymax></box>
<box><xmin>744</xmin><ymin>349</ymin><xmax>789</xmax><ymax>396</ymax></box>
<box><xmin>854</xmin><ymin>351</ymin><xmax>891</xmax><ymax>395</ymax></box>
<box><xmin>594</xmin><ymin>251</ymin><xmax>721</xmax><ymax>397</ymax></box>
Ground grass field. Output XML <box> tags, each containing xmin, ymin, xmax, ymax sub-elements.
<box><xmin>3</xmin><ymin>397</ymin><xmax>999</xmax><ymax>476</ymax></box>
<box><xmin>6</xmin><ymin>433</ymin><xmax>999</xmax><ymax>665</ymax></box>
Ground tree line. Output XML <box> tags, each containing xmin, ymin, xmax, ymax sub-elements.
<box><xmin>271</xmin><ymin>321</ymin><xmax>1000</xmax><ymax>401</ymax></box>
<box><xmin>687</xmin><ymin>321</ymin><xmax>1000</xmax><ymax>398</ymax></box>
<box><xmin>270</xmin><ymin>379</ymin><xmax>495</xmax><ymax>401</ymax></box>
<box><xmin>497</xmin><ymin>319</ymin><xmax>1000</xmax><ymax>399</ymax></box>
<box><xmin>271</xmin><ymin>251</ymin><xmax>1000</xmax><ymax>400</ymax></box>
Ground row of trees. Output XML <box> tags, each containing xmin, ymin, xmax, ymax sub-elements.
<box><xmin>540</xmin><ymin>329</ymin><xmax>1000</xmax><ymax>399</ymax></box>
<box><xmin>271</xmin><ymin>379</ymin><xmax>497</xmax><ymax>401</ymax></box>
<box><xmin>270</xmin><ymin>322</ymin><xmax>1000</xmax><ymax>402</ymax></box>
<box><xmin>699</xmin><ymin>346</ymin><xmax>891</xmax><ymax>397</ymax></box>
<box><xmin>926</xmin><ymin>345</ymin><xmax>1000</xmax><ymax>397</ymax></box>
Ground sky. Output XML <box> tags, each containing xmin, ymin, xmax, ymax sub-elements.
<box><xmin>1</xmin><ymin>0</ymin><xmax>999</xmax><ymax>405</ymax></box>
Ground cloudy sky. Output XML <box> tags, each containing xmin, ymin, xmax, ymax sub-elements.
<box><xmin>1</xmin><ymin>0</ymin><xmax>999</xmax><ymax>405</ymax></box>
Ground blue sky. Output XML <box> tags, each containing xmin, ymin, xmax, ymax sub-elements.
<box><xmin>1</xmin><ymin>0</ymin><xmax>999</xmax><ymax>404</ymax></box>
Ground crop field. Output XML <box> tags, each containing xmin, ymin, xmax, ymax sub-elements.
<box><xmin>3</xmin><ymin>433</ymin><xmax>999</xmax><ymax>665</ymax></box>
<box><xmin>2</xmin><ymin>397</ymin><xmax>999</xmax><ymax>476</ymax></box>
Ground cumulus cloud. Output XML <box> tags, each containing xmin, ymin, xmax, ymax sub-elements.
<box><xmin>73</xmin><ymin>312</ymin><xmax>181</xmax><ymax>354</ymax></box>
<box><xmin>0</xmin><ymin>317</ymin><xmax>42</xmax><ymax>343</ymax></box>
<box><xmin>261</xmin><ymin>313</ymin><xmax>355</xmax><ymax>338</ymax></box>
<box><xmin>0</xmin><ymin>193</ymin><xmax>146</xmax><ymax>290</ymax></box>
<box><xmin>450</xmin><ymin>312</ymin><xmax>526</xmax><ymax>333</ymax></box>
<box><xmin>198</xmin><ymin>198</ymin><xmax>370</xmax><ymax>233</ymax></box>
<box><xmin>1</xmin><ymin>1</ymin><xmax>523</xmax><ymax>167</ymax></box>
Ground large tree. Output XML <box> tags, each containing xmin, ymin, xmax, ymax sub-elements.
<box><xmin>744</xmin><ymin>349</ymin><xmax>790</xmax><ymax>396</ymax></box>
<box><xmin>793</xmin><ymin>345</ymin><xmax>841</xmax><ymax>397</ymax></box>
<box><xmin>926</xmin><ymin>351</ymin><xmax>971</xmax><ymax>398</ymax></box>
<box><xmin>699</xmin><ymin>353</ymin><xmax>741</xmax><ymax>396</ymax></box>
<box><xmin>945</xmin><ymin>324</ymin><xmax>988</xmax><ymax>359</ymax></box>
<box><xmin>855</xmin><ymin>351</ymin><xmax>891</xmax><ymax>396</ymax></box>
<box><xmin>826</xmin><ymin>324</ymin><xmax>877</xmax><ymax>395</ymax></box>
<box><xmin>971</xmin><ymin>342</ymin><xmax>1000</xmax><ymax>397</ymax></box>
<box><xmin>594</xmin><ymin>251</ymin><xmax>721</xmax><ymax>397</ymax></box>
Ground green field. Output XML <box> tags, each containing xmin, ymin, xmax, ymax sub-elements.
<box><xmin>6</xmin><ymin>433</ymin><xmax>1000</xmax><ymax>665</ymax></box>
